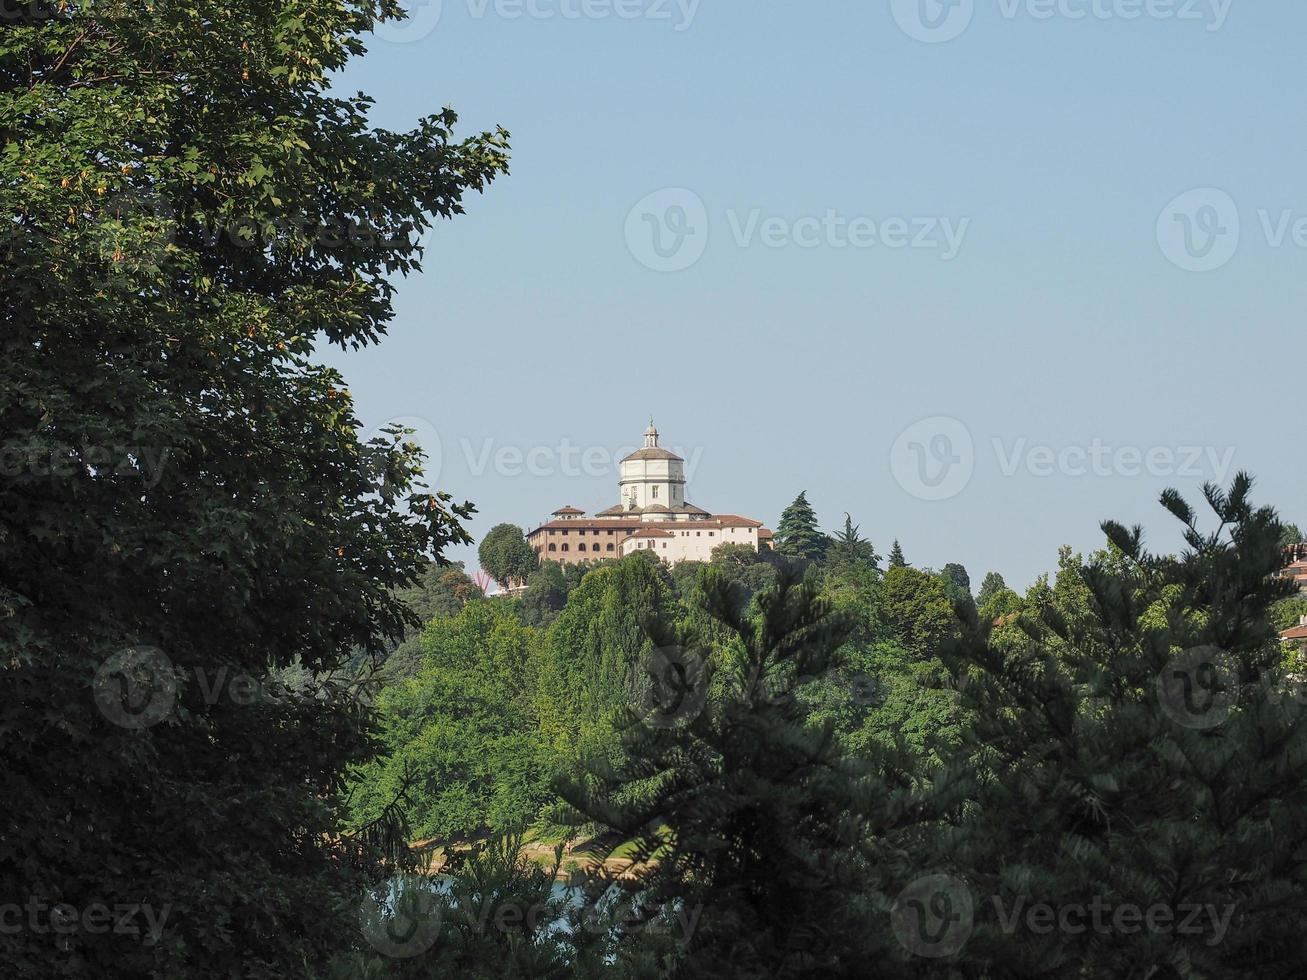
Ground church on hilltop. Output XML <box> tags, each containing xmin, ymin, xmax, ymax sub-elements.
<box><xmin>526</xmin><ymin>422</ymin><xmax>774</xmax><ymax>567</ymax></box>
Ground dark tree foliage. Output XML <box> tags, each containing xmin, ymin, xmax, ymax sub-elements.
<box><xmin>827</xmin><ymin>513</ymin><xmax>881</xmax><ymax>573</ymax></box>
<box><xmin>775</xmin><ymin>491</ymin><xmax>829</xmax><ymax>563</ymax></box>
<box><xmin>934</xmin><ymin>476</ymin><xmax>1307</xmax><ymax>977</ymax></box>
<box><xmin>0</xmin><ymin>1</ymin><xmax>507</xmax><ymax>976</ymax></box>
<box><xmin>554</xmin><ymin>567</ymin><xmax>923</xmax><ymax>979</ymax></box>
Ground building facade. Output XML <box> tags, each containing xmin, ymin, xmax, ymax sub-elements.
<box><xmin>526</xmin><ymin>422</ymin><xmax>773</xmax><ymax>567</ymax></box>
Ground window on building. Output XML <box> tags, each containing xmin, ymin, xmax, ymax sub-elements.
<box><xmin>578</xmin><ymin>543</ymin><xmax>587</xmax><ymax>552</ymax></box>
<box><xmin>562</xmin><ymin>544</ymin><xmax>569</xmax><ymax>552</ymax></box>
<box><xmin>652</xmin><ymin>486</ymin><xmax>659</xmax><ymax>499</ymax></box>
<box><xmin>606</xmin><ymin>543</ymin><xmax>614</xmax><ymax>551</ymax></box>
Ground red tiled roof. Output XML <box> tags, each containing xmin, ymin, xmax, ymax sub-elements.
<box><xmin>529</xmin><ymin>515</ymin><xmax>765</xmax><ymax>535</ymax></box>
<box><xmin>552</xmin><ymin>506</ymin><xmax>585</xmax><ymax>515</ymax></box>
<box><xmin>530</xmin><ymin>519</ymin><xmax>644</xmax><ymax>533</ymax></box>
<box><xmin>627</xmin><ymin>528</ymin><xmax>675</xmax><ymax>539</ymax></box>
<box><xmin>1282</xmin><ymin>625</ymin><xmax>1307</xmax><ymax>641</ymax></box>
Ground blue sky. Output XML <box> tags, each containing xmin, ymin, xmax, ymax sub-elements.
<box><xmin>324</xmin><ymin>0</ymin><xmax>1303</xmax><ymax>587</ymax></box>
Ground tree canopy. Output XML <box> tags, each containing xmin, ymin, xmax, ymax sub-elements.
<box><xmin>1</xmin><ymin>2</ymin><xmax>507</xmax><ymax>974</ymax></box>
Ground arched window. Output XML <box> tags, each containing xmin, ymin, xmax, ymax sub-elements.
<box><xmin>606</xmin><ymin>543</ymin><xmax>614</xmax><ymax>551</ymax></box>
<box><xmin>548</xmin><ymin>544</ymin><xmax>556</xmax><ymax>552</ymax></box>
<box><xmin>562</xmin><ymin>544</ymin><xmax>569</xmax><ymax>552</ymax></box>
<box><xmin>578</xmin><ymin>543</ymin><xmax>587</xmax><ymax>552</ymax></box>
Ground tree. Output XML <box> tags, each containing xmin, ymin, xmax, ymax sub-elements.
<box><xmin>348</xmin><ymin>601</ymin><xmax>549</xmax><ymax>842</ymax></box>
<box><xmin>936</xmin><ymin>476</ymin><xmax>1307</xmax><ymax>975</ymax></box>
<box><xmin>369</xmin><ymin>562</ymin><xmax>481</xmax><ymax>680</ymax></box>
<box><xmin>975</xmin><ymin>571</ymin><xmax>1008</xmax><ymax>609</ymax></box>
<box><xmin>479</xmin><ymin>523</ymin><xmax>539</xmax><ymax>588</ymax></box>
<box><xmin>827</xmin><ymin>513</ymin><xmax>881</xmax><ymax>572</ymax></box>
<box><xmin>554</xmin><ymin>567</ymin><xmax>916</xmax><ymax>978</ymax></box>
<box><xmin>775</xmin><ymin>491</ymin><xmax>828</xmax><ymax>562</ymax></box>
<box><xmin>1281</xmin><ymin>522</ymin><xmax>1304</xmax><ymax>549</ymax></box>
<box><xmin>880</xmin><ymin>566</ymin><xmax>957</xmax><ymax>657</ymax></box>
<box><xmin>534</xmin><ymin>554</ymin><xmax>674</xmax><ymax>765</ymax></box>
<box><xmin>888</xmin><ymin>539</ymin><xmax>907</xmax><ymax>568</ymax></box>
<box><xmin>940</xmin><ymin>562</ymin><xmax>971</xmax><ymax>598</ymax></box>
<box><xmin>518</xmin><ymin>561</ymin><xmax>570</xmax><ymax>627</ymax></box>
<box><xmin>0</xmin><ymin>3</ymin><xmax>508</xmax><ymax>974</ymax></box>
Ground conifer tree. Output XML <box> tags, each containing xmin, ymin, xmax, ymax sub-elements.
<box><xmin>888</xmin><ymin>540</ymin><xmax>907</xmax><ymax>569</ymax></box>
<box><xmin>828</xmin><ymin>512</ymin><xmax>881</xmax><ymax>572</ymax></box>
<box><xmin>554</xmin><ymin>567</ymin><xmax>920</xmax><ymax>978</ymax></box>
<box><xmin>931</xmin><ymin>475</ymin><xmax>1307</xmax><ymax>976</ymax></box>
<box><xmin>775</xmin><ymin>491</ymin><xmax>828</xmax><ymax>562</ymax></box>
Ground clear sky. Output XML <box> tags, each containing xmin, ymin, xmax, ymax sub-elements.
<box><xmin>323</xmin><ymin>0</ymin><xmax>1303</xmax><ymax>588</ymax></box>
